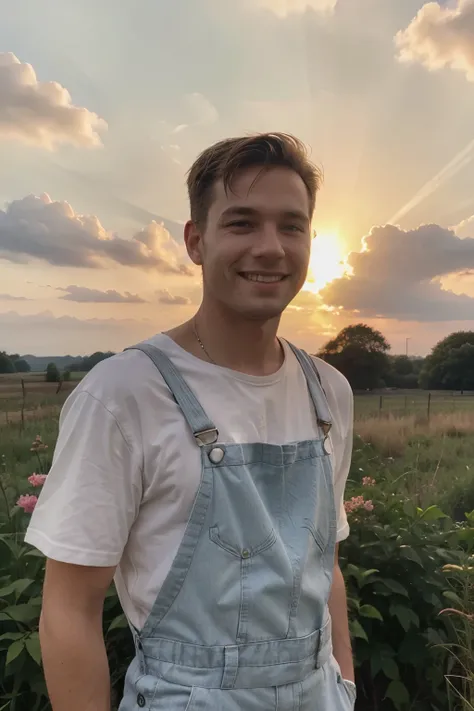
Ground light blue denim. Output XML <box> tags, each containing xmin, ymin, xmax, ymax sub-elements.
<box><xmin>118</xmin><ymin>342</ymin><xmax>356</xmax><ymax>710</ymax></box>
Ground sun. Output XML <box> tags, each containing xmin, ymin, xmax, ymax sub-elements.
<box><xmin>303</xmin><ymin>231</ymin><xmax>347</xmax><ymax>294</ymax></box>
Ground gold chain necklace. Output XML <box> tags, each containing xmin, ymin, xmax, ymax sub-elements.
<box><xmin>193</xmin><ymin>318</ymin><xmax>217</xmax><ymax>365</ymax></box>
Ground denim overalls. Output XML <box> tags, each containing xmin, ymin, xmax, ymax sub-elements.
<box><xmin>118</xmin><ymin>342</ymin><xmax>356</xmax><ymax>710</ymax></box>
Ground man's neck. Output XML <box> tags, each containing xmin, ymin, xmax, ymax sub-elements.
<box><xmin>166</xmin><ymin>303</ymin><xmax>284</xmax><ymax>376</ymax></box>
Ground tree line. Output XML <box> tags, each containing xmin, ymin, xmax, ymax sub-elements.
<box><xmin>317</xmin><ymin>325</ymin><xmax>474</xmax><ymax>391</ymax></box>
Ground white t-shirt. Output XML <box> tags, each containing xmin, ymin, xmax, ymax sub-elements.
<box><xmin>25</xmin><ymin>334</ymin><xmax>353</xmax><ymax>630</ymax></box>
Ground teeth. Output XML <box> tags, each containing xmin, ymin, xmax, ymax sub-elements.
<box><xmin>243</xmin><ymin>274</ymin><xmax>284</xmax><ymax>283</ymax></box>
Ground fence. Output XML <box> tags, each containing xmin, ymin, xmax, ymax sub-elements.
<box><xmin>354</xmin><ymin>390</ymin><xmax>474</xmax><ymax>421</ymax></box>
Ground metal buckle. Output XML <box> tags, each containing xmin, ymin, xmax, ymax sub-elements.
<box><xmin>194</xmin><ymin>427</ymin><xmax>219</xmax><ymax>446</ymax></box>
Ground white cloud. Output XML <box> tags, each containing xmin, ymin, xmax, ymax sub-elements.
<box><xmin>157</xmin><ymin>289</ymin><xmax>191</xmax><ymax>305</ymax></box>
<box><xmin>0</xmin><ymin>52</ymin><xmax>107</xmax><ymax>149</ymax></box>
<box><xmin>58</xmin><ymin>285</ymin><xmax>146</xmax><ymax>303</ymax></box>
<box><xmin>321</xmin><ymin>222</ymin><xmax>474</xmax><ymax>321</ymax></box>
<box><xmin>184</xmin><ymin>92</ymin><xmax>219</xmax><ymax>125</ymax></box>
<box><xmin>395</xmin><ymin>0</ymin><xmax>474</xmax><ymax>82</ymax></box>
<box><xmin>455</xmin><ymin>213</ymin><xmax>474</xmax><ymax>238</ymax></box>
<box><xmin>0</xmin><ymin>193</ymin><xmax>193</xmax><ymax>273</ymax></box>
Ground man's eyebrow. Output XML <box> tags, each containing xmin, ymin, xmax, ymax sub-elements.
<box><xmin>219</xmin><ymin>207</ymin><xmax>309</xmax><ymax>222</ymax></box>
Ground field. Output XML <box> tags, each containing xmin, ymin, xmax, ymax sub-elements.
<box><xmin>0</xmin><ymin>372</ymin><xmax>473</xmax><ymax>711</ymax></box>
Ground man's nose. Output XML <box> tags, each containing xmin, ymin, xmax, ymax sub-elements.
<box><xmin>252</xmin><ymin>224</ymin><xmax>285</xmax><ymax>259</ymax></box>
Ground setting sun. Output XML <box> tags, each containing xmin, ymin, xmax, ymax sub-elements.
<box><xmin>303</xmin><ymin>231</ymin><xmax>348</xmax><ymax>294</ymax></box>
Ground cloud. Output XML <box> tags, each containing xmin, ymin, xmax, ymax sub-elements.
<box><xmin>395</xmin><ymin>0</ymin><xmax>474</xmax><ymax>82</ymax></box>
<box><xmin>0</xmin><ymin>310</ymin><xmax>156</xmax><ymax>356</ymax></box>
<box><xmin>455</xmin><ymin>213</ymin><xmax>474</xmax><ymax>238</ymax></box>
<box><xmin>0</xmin><ymin>293</ymin><xmax>29</xmax><ymax>301</ymax></box>
<box><xmin>184</xmin><ymin>92</ymin><xmax>219</xmax><ymax>125</ymax></box>
<box><xmin>0</xmin><ymin>193</ymin><xmax>193</xmax><ymax>273</ymax></box>
<box><xmin>58</xmin><ymin>285</ymin><xmax>146</xmax><ymax>303</ymax></box>
<box><xmin>157</xmin><ymin>289</ymin><xmax>191</xmax><ymax>305</ymax></box>
<box><xmin>0</xmin><ymin>52</ymin><xmax>107</xmax><ymax>149</ymax></box>
<box><xmin>321</xmin><ymin>223</ymin><xmax>474</xmax><ymax>321</ymax></box>
<box><xmin>248</xmin><ymin>0</ymin><xmax>337</xmax><ymax>17</ymax></box>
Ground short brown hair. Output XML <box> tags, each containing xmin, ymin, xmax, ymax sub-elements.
<box><xmin>187</xmin><ymin>132</ymin><xmax>322</xmax><ymax>226</ymax></box>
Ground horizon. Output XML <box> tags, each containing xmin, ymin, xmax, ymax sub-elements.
<box><xmin>1</xmin><ymin>0</ymin><xmax>474</xmax><ymax>357</ymax></box>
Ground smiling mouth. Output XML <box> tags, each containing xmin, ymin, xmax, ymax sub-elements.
<box><xmin>239</xmin><ymin>273</ymin><xmax>288</xmax><ymax>283</ymax></box>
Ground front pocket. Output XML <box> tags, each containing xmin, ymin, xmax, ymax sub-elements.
<box><xmin>209</xmin><ymin>525</ymin><xmax>277</xmax><ymax>558</ymax></box>
<box><xmin>303</xmin><ymin>518</ymin><xmax>330</xmax><ymax>554</ymax></box>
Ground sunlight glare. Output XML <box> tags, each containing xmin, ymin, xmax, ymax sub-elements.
<box><xmin>303</xmin><ymin>231</ymin><xmax>348</xmax><ymax>294</ymax></box>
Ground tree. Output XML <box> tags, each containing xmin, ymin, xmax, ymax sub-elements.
<box><xmin>45</xmin><ymin>362</ymin><xmax>60</xmax><ymax>383</ymax></box>
<box><xmin>14</xmin><ymin>359</ymin><xmax>31</xmax><ymax>373</ymax></box>
<box><xmin>317</xmin><ymin>324</ymin><xmax>391</xmax><ymax>390</ymax></box>
<box><xmin>0</xmin><ymin>352</ymin><xmax>15</xmax><ymax>374</ymax></box>
<box><xmin>420</xmin><ymin>331</ymin><xmax>474</xmax><ymax>390</ymax></box>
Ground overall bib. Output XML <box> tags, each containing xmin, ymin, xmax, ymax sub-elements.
<box><xmin>118</xmin><ymin>342</ymin><xmax>356</xmax><ymax>711</ymax></box>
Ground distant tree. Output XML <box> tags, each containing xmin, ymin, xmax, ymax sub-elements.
<box><xmin>62</xmin><ymin>370</ymin><xmax>71</xmax><ymax>382</ymax></box>
<box><xmin>317</xmin><ymin>324</ymin><xmax>391</xmax><ymax>390</ymax></box>
<box><xmin>420</xmin><ymin>331</ymin><xmax>474</xmax><ymax>390</ymax></box>
<box><xmin>67</xmin><ymin>351</ymin><xmax>115</xmax><ymax>372</ymax></box>
<box><xmin>45</xmin><ymin>362</ymin><xmax>60</xmax><ymax>383</ymax></box>
<box><xmin>14</xmin><ymin>359</ymin><xmax>31</xmax><ymax>373</ymax></box>
<box><xmin>0</xmin><ymin>352</ymin><xmax>15</xmax><ymax>374</ymax></box>
<box><xmin>385</xmin><ymin>355</ymin><xmax>420</xmax><ymax>389</ymax></box>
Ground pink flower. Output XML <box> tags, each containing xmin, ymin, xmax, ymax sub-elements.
<box><xmin>17</xmin><ymin>494</ymin><xmax>38</xmax><ymax>513</ymax></box>
<box><xmin>362</xmin><ymin>476</ymin><xmax>376</xmax><ymax>487</ymax></box>
<box><xmin>344</xmin><ymin>495</ymin><xmax>374</xmax><ymax>514</ymax></box>
<box><xmin>28</xmin><ymin>473</ymin><xmax>47</xmax><ymax>487</ymax></box>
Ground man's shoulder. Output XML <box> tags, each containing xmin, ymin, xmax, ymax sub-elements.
<box><xmin>70</xmin><ymin>336</ymin><xmax>170</xmax><ymax>409</ymax></box>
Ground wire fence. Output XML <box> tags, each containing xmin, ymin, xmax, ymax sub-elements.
<box><xmin>354</xmin><ymin>390</ymin><xmax>474</xmax><ymax>421</ymax></box>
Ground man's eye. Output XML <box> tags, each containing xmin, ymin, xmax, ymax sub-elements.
<box><xmin>284</xmin><ymin>225</ymin><xmax>304</xmax><ymax>232</ymax></box>
<box><xmin>228</xmin><ymin>220</ymin><xmax>253</xmax><ymax>229</ymax></box>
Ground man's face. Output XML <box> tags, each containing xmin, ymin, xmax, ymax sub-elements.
<box><xmin>186</xmin><ymin>166</ymin><xmax>312</xmax><ymax>321</ymax></box>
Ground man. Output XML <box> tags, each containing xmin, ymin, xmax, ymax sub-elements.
<box><xmin>26</xmin><ymin>132</ymin><xmax>356</xmax><ymax>710</ymax></box>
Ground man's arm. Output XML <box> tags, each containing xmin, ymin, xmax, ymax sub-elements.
<box><xmin>328</xmin><ymin>543</ymin><xmax>354</xmax><ymax>682</ymax></box>
<box><xmin>40</xmin><ymin>559</ymin><xmax>116</xmax><ymax>711</ymax></box>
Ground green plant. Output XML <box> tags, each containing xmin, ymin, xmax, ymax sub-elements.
<box><xmin>342</xmin><ymin>443</ymin><xmax>474</xmax><ymax>711</ymax></box>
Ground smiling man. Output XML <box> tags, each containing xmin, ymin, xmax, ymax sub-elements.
<box><xmin>25</xmin><ymin>133</ymin><xmax>355</xmax><ymax>711</ymax></box>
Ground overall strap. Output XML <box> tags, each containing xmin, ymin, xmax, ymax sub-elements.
<box><xmin>284</xmin><ymin>341</ymin><xmax>332</xmax><ymax>437</ymax></box>
<box><xmin>125</xmin><ymin>343</ymin><xmax>218</xmax><ymax>446</ymax></box>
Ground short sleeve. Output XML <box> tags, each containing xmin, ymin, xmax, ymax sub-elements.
<box><xmin>24</xmin><ymin>389</ymin><xmax>143</xmax><ymax>567</ymax></box>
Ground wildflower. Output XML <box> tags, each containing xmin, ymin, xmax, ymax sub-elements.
<box><xmin>28</xmin><ymin>473</ymin><xmax>47</xmax><ymax>487</ymax></box>
<box><xmin>362</xmin><ymin>476</ymin><xmax>376</xmax><ymax>487</ymax></box>
<box><xmin>30</xmin><ymin>435</ymin><xmax>48</xmax><ymax>452</ymax></box>
<box><xmin>344</xmin><ymin>495</ymin><xmax>374</xmax><ymax>514</ymax></box>
<box><xmin>17</xmin><ymin>494</ymin><xmax>38</xmax><ymax>513</ymax></box>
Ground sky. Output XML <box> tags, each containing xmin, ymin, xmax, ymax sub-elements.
<box><xmin>1</xmin><ymin>0</ymin><xmax>474</xmax><ymax>357</ymax></box>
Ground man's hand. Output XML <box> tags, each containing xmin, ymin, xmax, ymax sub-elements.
<box><xmin>40</xmin><ymin>559</ymin><xmax>116</xmax><ymax>711</ymax></box>
<box><xmin>328</xmin><ymin>544</ymin><xmax>354</xmax><ymax>682</ymax></box>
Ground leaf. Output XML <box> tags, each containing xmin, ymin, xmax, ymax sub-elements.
<box><xmin>107</xmin><ymin>614</ymin><xmax>128</xmax><ymax>633</ymax></box>
<box><xmin>385</xmin><ymin>680</ymin><xmax>410</xmax><ymax>711</ymax></box>
<box><xmin>6</xmin><ymin>640</ymin><xmax>24</xmax><ymax>666</ymax></box>
<box><xmin>403</xmin><ymin>500</ymin><xmax>417</xmax><ymax>518</ymax></box>
<box><xmin>390</xmin><ymin>604</ymin><xmax>420</xmax><ymax>632</ymax></box>
<box><xmin>25</xmin><ymin>634</ymin><xmax>42</xmax><ymax>665</ymax></box>
<box><xmin>381</xmin><ymin>657</ymin><xmax>400</xmax><ymax>680</ymax></box>
<box><xmin>399</xmin><ymin>545</ymin><xmax>423</xmax><ymax>567</ymax></box>
<box><xmin>0</xmin><ymin>603</ymin><xmax>41</xmax><ymax>623</ymax></box>
<box><xmin>380</xmin><ymin>579</ymin><xmax>409</xmax><ymax>597</ymax></box>
<box><xmin>359</xmin><ymin>604</ymin><xmax>383</xmax><ymax>621</ymax></box>
<box><xmin>0</xmin><ymin>632</ymin><xmax>25</xmax><ymax>641</ymax></box>
<box><xmin>420</xmin><ymin>506</ymin><xmax>447</xmax><ymax>522</ymax></box>
<box><xmin>442</xmin><ymin>590</ymin><xmax>464</xmax><ymax>607</ymax></box>
<box><xmin>0</xmin><ymin>578</ymin><xmax>35</xmax><ymax>600</ymax></box>
<box><xmin>349</xmin><ymin>619</ymin><xmax>368</xmax><ymax>642</ymax></box>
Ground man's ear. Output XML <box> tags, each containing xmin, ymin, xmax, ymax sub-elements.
<box><xmin>184</xmin><ymin>220</ymin><xmax>203</xmax><ymax>265</ymax></box>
